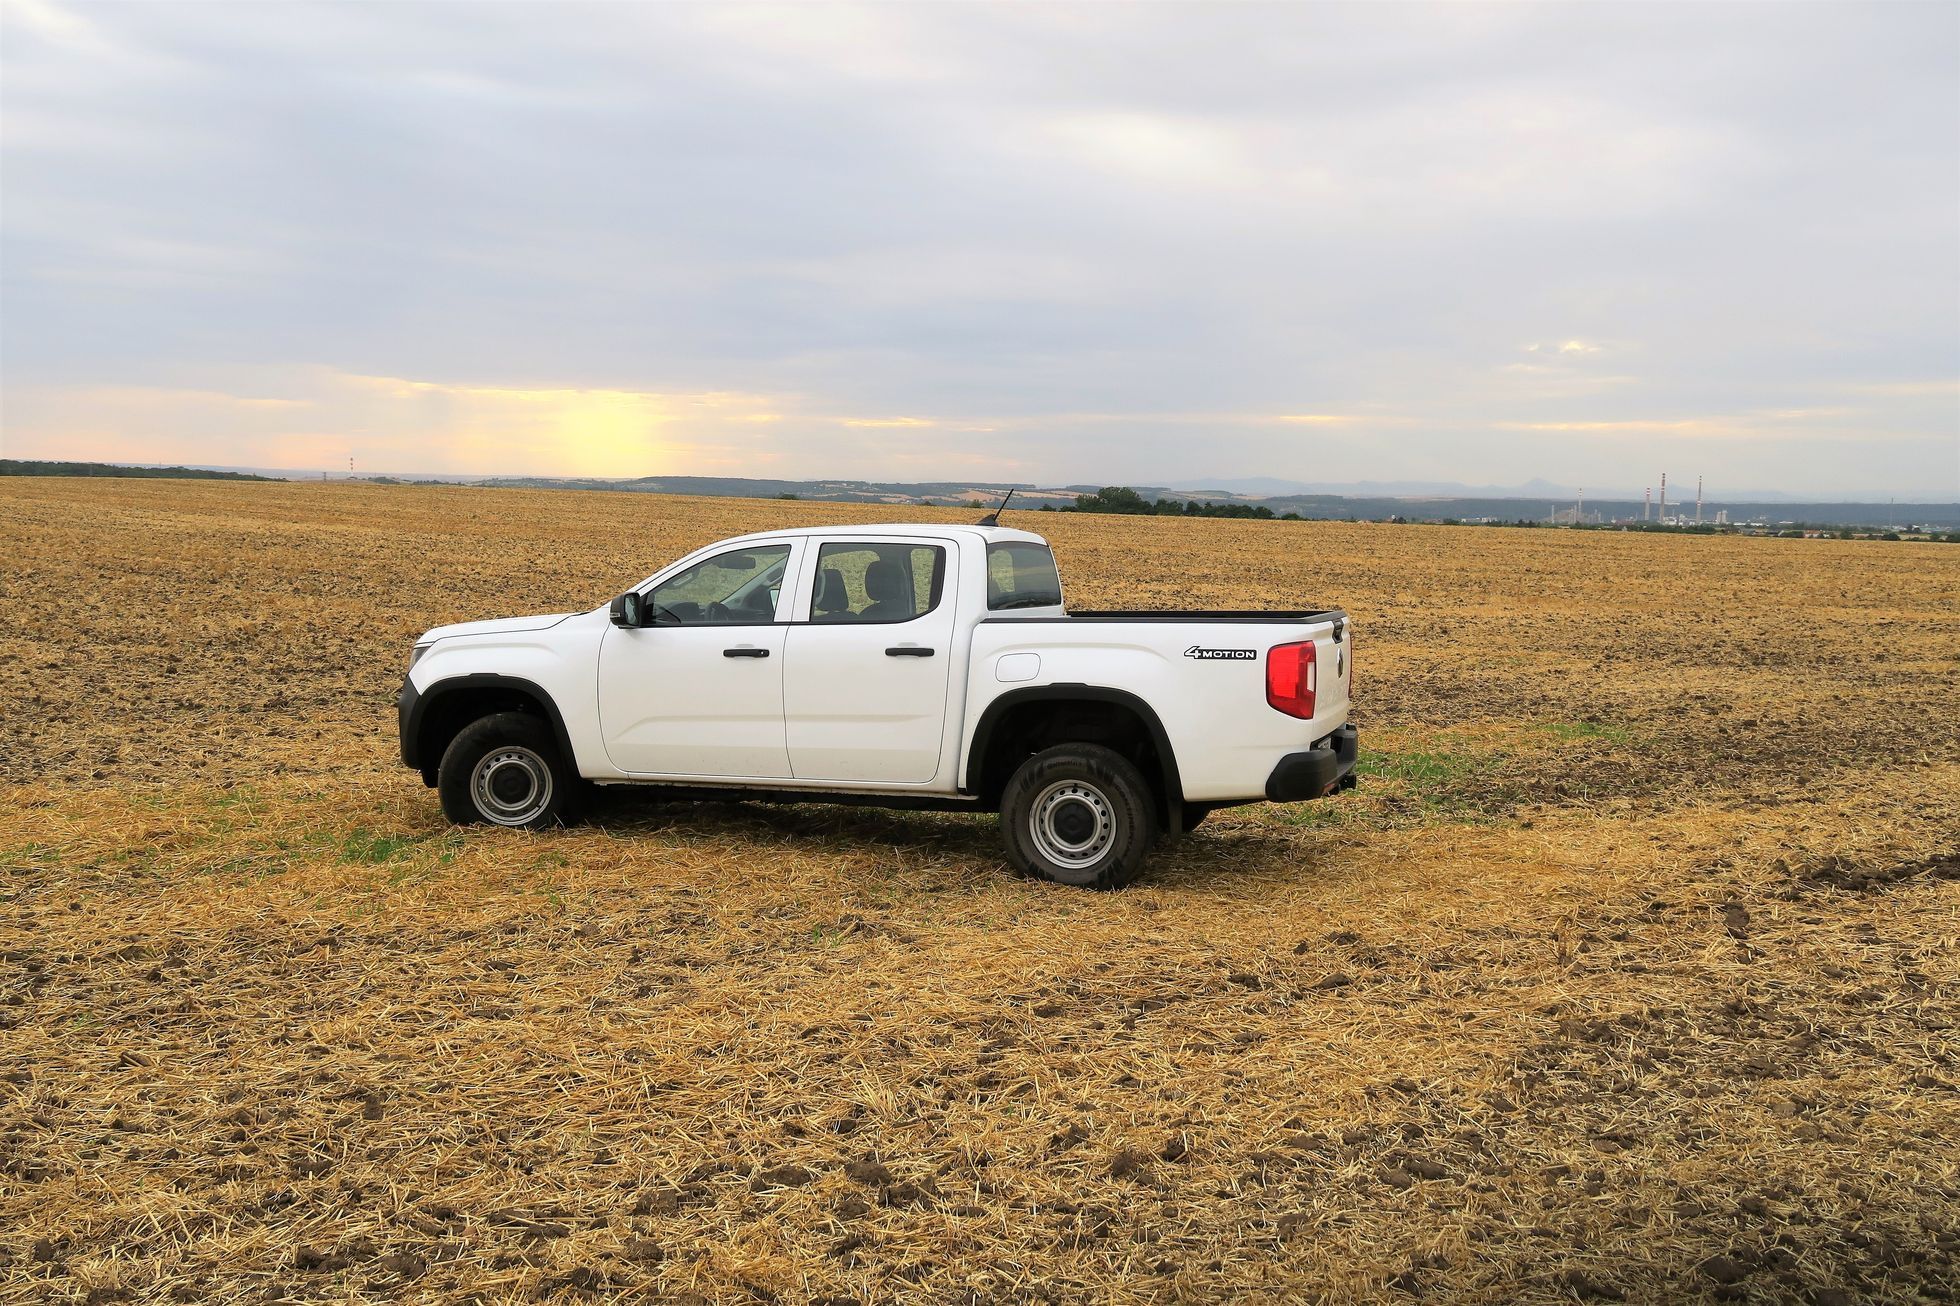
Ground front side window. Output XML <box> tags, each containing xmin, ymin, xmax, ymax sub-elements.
<box><xmin>986</xmin><ymin>542</ymin><xmax>1063</xmax><ymax>610</ymax></box>
<box><xmin>810</xmin><ymin>543</ymin><xmax>945</xmax><ymax>623</ymax></box>
<box><xmin>647</xmin><ymin>544</ymin><xmax>791</xmax><ymax>625</ymax></box>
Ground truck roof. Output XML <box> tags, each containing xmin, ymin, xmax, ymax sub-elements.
<box><xmin>718</xmin><ymin>522</ymin><xmax>1051</xmax><ymax>547</ymax></box>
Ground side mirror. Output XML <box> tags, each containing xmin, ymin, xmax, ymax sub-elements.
<box><xmin>609</xmin><ymin>591</ymin><xmax>645</xmax><ymax>628</ymax></box>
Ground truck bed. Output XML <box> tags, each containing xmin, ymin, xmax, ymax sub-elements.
<box><xmin>965</xmin><ymin>608</ymin><xmax>1352</xmax><ymax>802</ymax></box>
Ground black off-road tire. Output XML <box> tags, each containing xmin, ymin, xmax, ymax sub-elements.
<box><xmin>1000</xmin><ymin>743</ymin><xmax>1157</xmax><ymax>889</ymax></box>
<box><xmin>1179</xmin><ymin>803</ymin><xmax>1215</xmax><ymax>834</ymax></box>
<box><xmin>438</xmin><ymin>712</ymin><xmax>578</xmax><ymax>830</ymax></box>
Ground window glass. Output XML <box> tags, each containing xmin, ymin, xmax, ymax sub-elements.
<box><xmin>647</xmin><ymin>544</ymin><xmax>791</xmax><ymax>625</ymax></box>
<box><xmin>986</xmin><ymin>542</ymin><xmax>1063</xmax><ymax>611</ymax></box>
<box><xmin>810</xmin><ymin>543</ymin><xmax>945</xmax><ymax>623</ymax></box>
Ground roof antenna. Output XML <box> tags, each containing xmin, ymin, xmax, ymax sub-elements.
<box><xmin>978</xmin><ymin>488</ymin><xmax>1015</xmax><ymax>526</ymax></box>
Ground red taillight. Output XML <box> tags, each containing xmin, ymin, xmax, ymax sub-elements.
<box><xmin>1267</xmin><ymin>640</ymin><xmax>1317</xmax><ymax>719</ymax></box>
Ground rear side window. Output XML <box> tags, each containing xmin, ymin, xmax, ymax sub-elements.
<box><xmin>986</xmin><ymin>542</ymin><xmax>1063</xmax><ymax>610</ymax></box>
<box><xmin>810</xmin><ymin>543</ymin><xmax>946</xmax><ymax>623</ymax></box>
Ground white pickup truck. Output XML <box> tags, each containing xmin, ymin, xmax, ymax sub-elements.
<box><xmin>397</xmin><ymin>519</ymin><xmax>1356</xmax><ymax>888</ymax></box>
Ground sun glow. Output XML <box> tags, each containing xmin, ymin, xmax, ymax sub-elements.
<box><xmin>333</xmin><ymin>374</ymin><xmax>793</xmax><ymax>476</ymax></box>
<box><xmin>0</xmin><ymin>370</ymin><xmax>796</xmax><ymax>478</ymax></box>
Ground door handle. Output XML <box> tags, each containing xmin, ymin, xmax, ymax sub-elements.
<box><xmin>885</xmin><ymin>646</ymin><xmax>935</xmax><ymax>657</ymax></box>
<box><xmin>723</xmin><ymin>647</ymin><xmax>770</xmax><ymax>658</ymax></box>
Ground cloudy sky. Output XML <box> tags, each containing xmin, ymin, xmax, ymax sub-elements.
<box><xmin>3</xmin><ymin>1</ymin><xmax>1956</xmax><ymax>497</ymax></box>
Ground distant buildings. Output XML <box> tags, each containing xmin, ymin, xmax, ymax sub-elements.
<box><xmin>1546</xmin><ymin>505</ymin><xmax>1603</xmax><ymax>525</ymax></box>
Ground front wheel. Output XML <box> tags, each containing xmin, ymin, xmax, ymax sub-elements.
<box><xmin>438</xmin><ymin>712</ymin><xmax>577</xmax><ymax>830</ymax></box>
<box><xmin>1000</xmin><ymin>743</ymin><xmax>1156</xmax><ymax>889</ymax></box>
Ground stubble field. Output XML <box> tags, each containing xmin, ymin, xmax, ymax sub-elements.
<box><xmin>2</xmin><ymin>477</ymin><xmax>1957</xmax><ymax>1305</ymax></box>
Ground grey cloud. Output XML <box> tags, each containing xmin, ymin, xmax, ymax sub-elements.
<box><xmin>2</xmin><ymin>0</ymin><xmax>1955</xmax><ymax>495</ymax></box>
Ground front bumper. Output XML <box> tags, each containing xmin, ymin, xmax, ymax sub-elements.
<box><xmin>1265</xmin><ymin>724</ymin><xmax>1359</xmax><ymax>802</ymax></box>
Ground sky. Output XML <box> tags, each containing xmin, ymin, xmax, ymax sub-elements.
<box><xmin>2</xmin><ymin>0</ymin><xmax>1957</xmax><ymax>498</ymax></box>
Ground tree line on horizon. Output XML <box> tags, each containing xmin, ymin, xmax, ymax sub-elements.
<box><xmin>1050</xmin><ymin>485</ymin><xmax>1307</xmax><ymax>520</ymax></box>
<box><xmin>0</xmin><ymin>459</ymin><xmax>274</xmax><ymax>482</ymax></box>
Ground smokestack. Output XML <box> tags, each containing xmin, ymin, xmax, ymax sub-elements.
<box><xmin>1577</xmin><ymin>488</ymin><xmax>1584</xmax><ymax>523</ymax></box>
<box><xmin>1660</xmin><ymin>472</ymin><xmax>1667</xmax><ymax>522</ymax></box>
<box><xmin>1644</xmin><ymin>487</ymin><xmax>1651</xmax><ymax>522</ymax></box>
<box><xmin>1696</xmin><ymin>476</ymin><xmax>1703</xmax><ymax>525</ymax></box>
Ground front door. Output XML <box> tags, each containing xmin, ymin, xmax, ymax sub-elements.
<box><xmin>597</xmin><ymin>541</ymin><xmax>796</xmax><ymax>778</ymax></box>
<box><xmin>784</xmin><ymin>539</ymin><xmax>957</xmax><ymax>784</ymax></box>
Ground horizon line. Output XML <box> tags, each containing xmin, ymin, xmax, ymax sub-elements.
<box><xmin>4</xmin><ymin>457</ymin><xmax>1954</xmax><ymax>506</ymax></box>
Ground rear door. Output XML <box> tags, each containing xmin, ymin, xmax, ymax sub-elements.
<box><xmin>783</xmin><ymin>538</ymin><xmax>958</xmax><ymax>784</ymax></box>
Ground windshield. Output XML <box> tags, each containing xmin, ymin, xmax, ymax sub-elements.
<box><xmin>986</xmin><ymin>542</ymin><xmax>1063</xmax><ymax>611</ymax></box>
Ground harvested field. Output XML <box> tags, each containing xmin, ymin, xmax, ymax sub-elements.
<box><xmin>3</xmin><ymin>477</ymin><xmax>1958</xmax><ymax>1304</ymax></box>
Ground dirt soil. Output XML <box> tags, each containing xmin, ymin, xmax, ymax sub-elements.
<box><xmin>3</xmin><ymin>478</ymin><xmax>1957</xmax><ymax>1304</ymax></box>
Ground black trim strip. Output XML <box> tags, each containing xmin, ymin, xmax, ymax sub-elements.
<box><xmin>591</xmin><ymin>782</ymin><xmax>981</xmax><ymax>814</ymax></box>
<box><xmin>614</xmin><ymin>616</ymin><xmax>951</xmax><ymax>630</ymax></box>
<box><xmin>399</xmin><ymin>673</ymin><xmax>577</xmax><ymax>774</ymax></box>
<box><xmin>983</xmin><ymin>609</ymin><xmax>1345</xmax><ymax>623</ymax></box>
<box><xmin>1266</xmin><ymin>724</ymin><xmax>1360</xmax><ymax>802</ymax></box>
<box><xmin>961</xmin><ymin>683</ymin><xmax>1182</xmax><ymax>808</ymax></box>
<box><xmin>396</xmin><ymin>676</ymin><xmax>421</xmax><ymax>768</ymax></box>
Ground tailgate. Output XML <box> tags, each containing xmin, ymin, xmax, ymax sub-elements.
<box><xmin>1317</xmin><ymin>615</ymin><xmax>1352</xmax><ymax>719</ymax></box>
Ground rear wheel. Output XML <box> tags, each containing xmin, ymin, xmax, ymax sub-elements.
<box><xmin>438</xmin><ymin>712</ymin><xmax>577</xmax><ymax>830</ymax></box>
<box><xmin>1000</xmin><ymin>743</ymin><xmax>1156</xmax><ymax>889</ymax></box>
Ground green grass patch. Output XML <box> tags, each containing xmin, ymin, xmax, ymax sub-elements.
<box><xmin>1359</xmin><ymin>745</ymin><xmax>1499</xmax><ymax>823</ymax></box>
<box><xmin>339</xmin><ymin>830</ymin><xmax>417</xmax><ymax>863</ymax></box>
<box><xmin>1274</xmin><ymin>740</ymin><xmax>1508</xmax><ymax>831</ymax></box>
<box><xmin>1356</xmin><ymin>746</ymin><xmax>1483</xmax><ymax>788</ymax></box>
<box><xmin>338</xmin><ymin>827</ymin><xmax>452</xmax><ymax>865</ymax></box>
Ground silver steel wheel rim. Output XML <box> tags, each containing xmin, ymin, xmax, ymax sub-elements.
<box><xmin>471</xmin><ymin>746</ymin><xmax>553</xmax><ymax>826</ymax></box>
<box><xmin>1029</xmin><ymin>779</ymin><xmax>1116</xmax><ymax>870</ymax></box>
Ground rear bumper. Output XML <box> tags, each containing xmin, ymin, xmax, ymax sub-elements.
<box><xmin>1265</xmin><ymin>724</ymin><xmax>1359</xmax><ymax>802</ymax></box>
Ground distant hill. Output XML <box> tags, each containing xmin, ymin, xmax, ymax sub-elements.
<box><xmin>475</xmin><ymin>474</ymin><xmax>1085</xmax><ymax>509</ymax></box>
<box><xmin>1112</xmin><ymin>491</ymin><xmax>1958</xmax><ymax>530</ymax></box>
<box><xmin>1171</xmin><ymin>476</ymin><xmax>1837</xmax><ymax>502</ymax></box>
<box><xmin>472</xmin><ymin>476</ymin><xmax>1956</xmax><ymax>528</ymax></box>
<box><xmin>6</xmin><ymin>460</ymin><xmax>1951</xmax><ymax>528</ymax></box>
<box><xmin>1</xmin><ymin>459</ymin><xmax>275</xmax><ymax>482</ymax></box>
